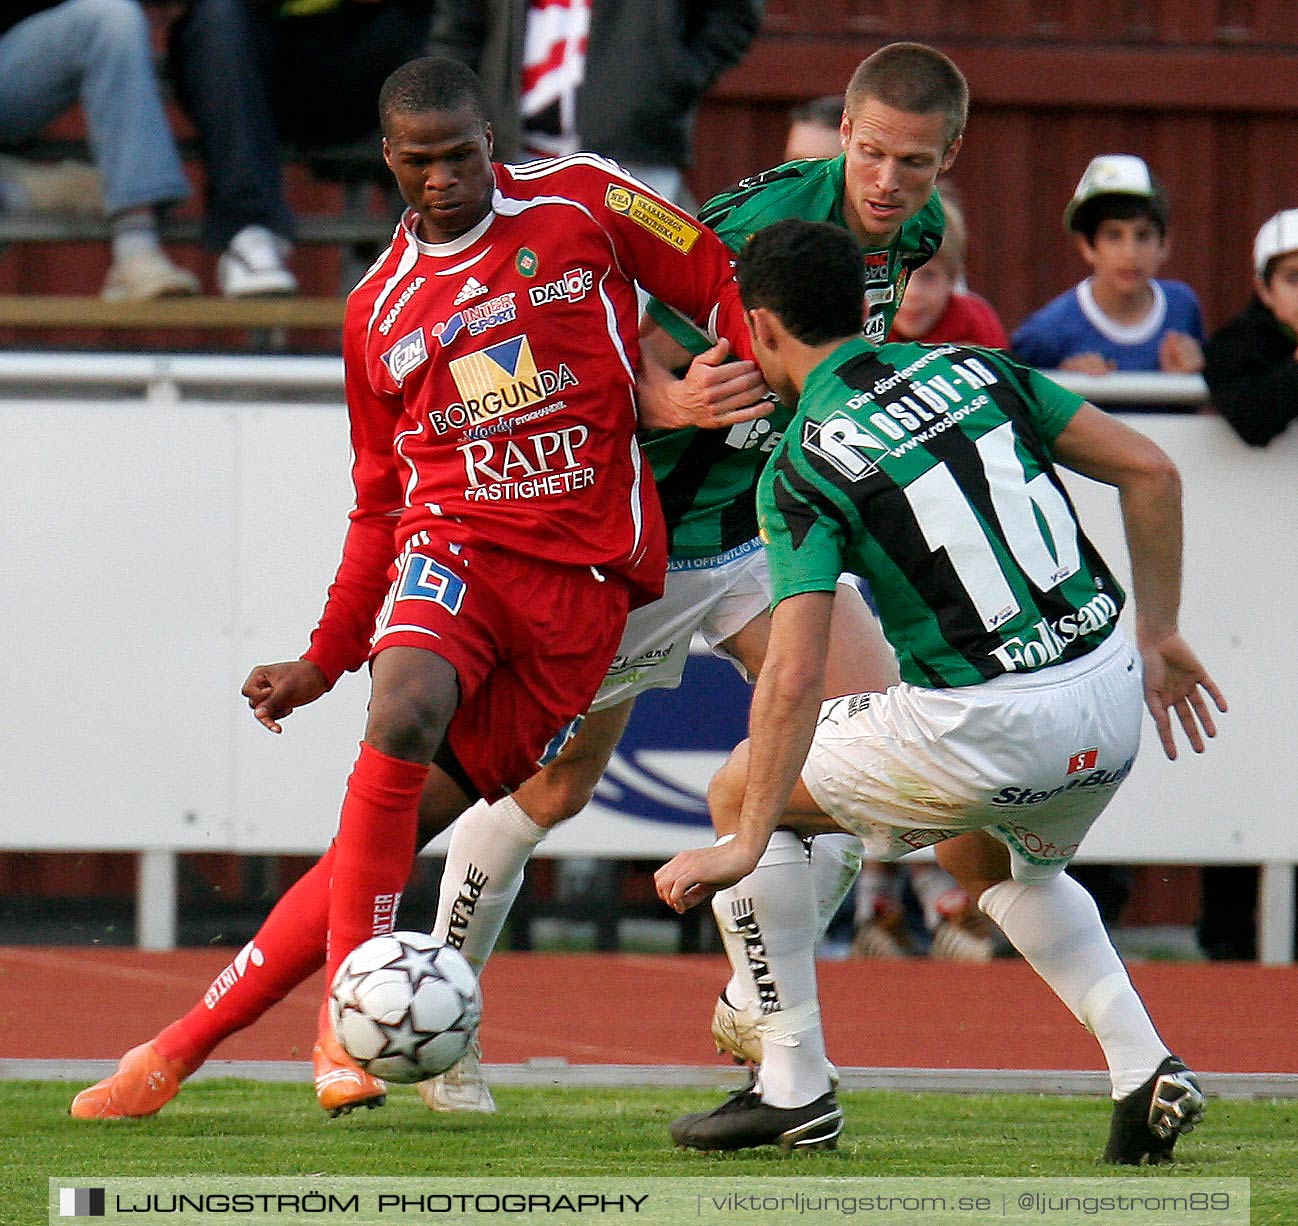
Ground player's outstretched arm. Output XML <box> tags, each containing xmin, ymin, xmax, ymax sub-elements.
<box><xmin>1139</xmin><ymin>632</ymin><xmax>1227</xmax><ymax>760</ymax></box>
<box><xmin>241</xmin><ymin>659</ymin><xmax>329</xmax><ymax>734</ymax></box>
<box><xmin>636</xmin><ymin>317</ymin><xmax>770</xmax><ymax>431</ymax></box>
<box><xmin>1051</xmin><ymin>403</ymin><xmax>1227</xmax><ymax>759</ymax></box>
<box><xmin>655</xmin><ymin>591</ymin><xmax>832</xmax><ymax>912</ymax></box>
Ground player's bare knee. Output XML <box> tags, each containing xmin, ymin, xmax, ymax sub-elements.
<box><xmin>706</xmin><ymin>742</ymin><xmax>750</xmax><ymax>835</ymax></box>
<box><xmin>366</xmin><ymin>649</ymin><xmax>460</xmax><ymax>762</ymax></box>
<box><xmin>365</xmin><ymin>687</ymin><xmax>455</xmax><ymax>762</ymax></box>
<box><xmin>513</xmin><ymin>759</ymin><xmax>597</xmax><ymax>828</ymax></box>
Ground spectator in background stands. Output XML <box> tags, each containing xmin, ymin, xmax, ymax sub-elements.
<box><xmin>782</xmin><ymin>95</ymin><xmax>843</xmax><ymax>161</ymax></box>
<box><xmin>1197</xmin><ymin>209</ymin><xmax>1298</xmax><ymax>960</ymax></box>
<box><xmin>1012</xmin><ymin>154</ymin><xmax>1204</xmax><ymax>413</ymax></box>
<box><xmin>1203</xmin><ymin>208</ymin><xmax>1298</xmax><ymax>447</ymax></box>
<box><xmin>0</xmin><ymin>0</ymin><xmax>198</xmax><ymax>301</ymax></box>
<box><xmin>169</xmin><ymin>0</ymin><xmax>436</xmax><ymax>297</ymax></box>
<box><xmin>889</xmin><ymin>191</ymin><xmax>1009</xmax><ymax>347</ymax></box>
<box><xmin>427</xmin><ymin>0</ymin><xmax>762</xmax><ymax>208</ymax></box>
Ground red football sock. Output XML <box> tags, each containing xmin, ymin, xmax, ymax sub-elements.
<box><xmin>324</xmin><ymin>742</ymin><xmax>428</xmax><ymax>986</ymax></box>
<box><xmin>154</xmin><ymin>847</ymin><xmax>334</xmax><ymax>1070</ymax></box>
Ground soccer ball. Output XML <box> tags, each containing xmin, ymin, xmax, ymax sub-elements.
<box><xmin>329</xmin><ymin>931</ymin><xmax>481</xmax><ymax>1083</ymax></box>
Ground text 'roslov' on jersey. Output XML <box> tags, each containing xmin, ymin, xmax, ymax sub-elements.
<box><xmin>760</xmin><ymin>339</ymin><xmax>1126</xmax><ymax>689</ymax></box>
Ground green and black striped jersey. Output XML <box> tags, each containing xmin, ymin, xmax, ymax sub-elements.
<box><xmin>642</xmin><ymin>156</ymin><xmax>945</xmax><ymax>558</ymax></box>
<box><xmin>759</xmin><ymin>339</ymin><xmax>1125</xmax><ymax>688</ymax></box>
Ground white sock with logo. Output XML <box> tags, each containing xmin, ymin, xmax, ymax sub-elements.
<box><xmin>979</xmin><ymin>873</ymin><xmax>1170</xmax><ymax>1098</ymax></box>
<box><xmin>808</xmin><ymin>832</ymin><xmax>864</xmax><ymax>938</ymax></box>
<box><xmin>430</xmin><ymin>795</ymin><xmax>547</xmax><ymax>973</ymax></box>
<box><xmin>722</xmin><ymin>832</ymin><xmax>859</xmax><ymax>1006</ymax></box>
<box><xmin>710</xmin><ymin>830</ymin><xmax>831</xmax><ymax>1108</ymax></box>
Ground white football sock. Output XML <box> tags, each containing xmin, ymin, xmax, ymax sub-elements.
<box><xmin>755</xmin><ymin>999</ymin><xmax>831</xmax><ymax>1108</ymax></box>
<box><xmin>979</xmin><ymin>873</ymin><xmax>1170</xmax><ymax>1098</ymax></box>
<box><xmin>722</xmin><ymin>833</ymin><xmax>861</xmax><ymax>1006</ymax></box>
<box><xmin>808</xmin><ymin>832</ymin><xmax>864</xmax><ymax>938</ymax></box>
<box><xmin>430</xmin><ymin>795</ymin><xmax>547</xmax><ymax>972</ymax></box>
<box><xmin>711</xmin><ymin>830</ymin><xmax>831</xmax><ymax>1108</ymax></box>
<box><xmin>718</xmin><ymin>831</ymin><xmax>805</xmax><ymax>1011</ymax></box>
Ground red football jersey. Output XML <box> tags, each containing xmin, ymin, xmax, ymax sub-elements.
<box><xmin>304</xmin><ymin>155</ymin><xmax>750</xmax><ymax>685</ymax></box>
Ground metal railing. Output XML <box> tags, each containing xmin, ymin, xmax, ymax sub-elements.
<box><xmin>0</xmin><ymin>351</ymin><xmax>1211</xmax><ymax>407</ymax></box>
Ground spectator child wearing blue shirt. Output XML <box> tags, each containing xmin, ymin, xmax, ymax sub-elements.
<box><xmin>1012</xmin><ymin>154</ymin><xmax>1204</xmax><ymax>412</ymax></box>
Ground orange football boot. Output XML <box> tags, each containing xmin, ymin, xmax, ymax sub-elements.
<box><xmin>313</xmin><ymin>1004</ymin><xmax>386</xmax><ymax>1117</ymax></box>
<box><xmin>69</xmin><ymin>1042</ymin><xmax>192</xmax><ymax>1119</ymax></box>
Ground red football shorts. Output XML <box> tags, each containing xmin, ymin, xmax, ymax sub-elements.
<box><xmin>371</xmin><ymin>533</ymin><xmax>631</xmax><ymax>799</ymax></box>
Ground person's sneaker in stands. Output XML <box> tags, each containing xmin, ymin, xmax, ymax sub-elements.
<box><xmin>218</xmin><ymin>225</ymin><xmax>297</xmax><ymax>298</ymax></box>
<box><xmin>101</xmin><ymin>249</ymin><xmax>200</xmax><ymax>302</ymax></box>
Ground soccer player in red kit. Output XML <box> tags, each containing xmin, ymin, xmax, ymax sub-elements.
<box><xmin>71</xmin><ymin>55</ymin><xmax>752</xmax><ymax>1120</ymax></box>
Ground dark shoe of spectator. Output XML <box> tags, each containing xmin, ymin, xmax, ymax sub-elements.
<box><xmin>101</xmin><ymin>250</ymin><xmax>201</xmax><ymax>302</ymax></box>
<box><xmin>219</xmin><ymin>225</ymin><xmax>297</xmax><ymax>298</ymax></box>
<box><xmin>0</xmin><ymin>155</ymin><xmax>102</xmax><ymax>217</ymax></box>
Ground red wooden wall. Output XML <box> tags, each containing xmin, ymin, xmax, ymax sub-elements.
<box><xmin>690</xmin><ymin>2</ymin><xmax>1298</xmax><ymax>335</ymax></box>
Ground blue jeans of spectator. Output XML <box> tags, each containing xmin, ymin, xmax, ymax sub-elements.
<box><xmin>0</xmin><ymin>0</ymin><xmax>189</xmax><ymax>215</ymax></box>
<box><xmin>170</xmin><ymin>0</ymin><xmax>432</xmax><ymax>250</ymax></box>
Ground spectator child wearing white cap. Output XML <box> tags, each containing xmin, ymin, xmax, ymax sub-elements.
<box><xmin>1011</xmin><ymin>154</ymin><xmax>1205</xmax><ymax>410</ymax></box>
<box><xmin>1203</xmin><ymin>208</ymin><xmax>1298</xmax><ymax>446</ymax></box>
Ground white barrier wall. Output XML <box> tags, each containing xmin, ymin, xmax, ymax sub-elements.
<box><xmin>1</xmin><ymin>365</ymin><xmax>1294</xmax><ymax>951</ymax></box>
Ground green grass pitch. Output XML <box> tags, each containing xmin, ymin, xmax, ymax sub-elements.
<box><xmin>9</xmin><ymin>1082</ymin><xmax>1296</xmax><ymax>1224</ymax></box>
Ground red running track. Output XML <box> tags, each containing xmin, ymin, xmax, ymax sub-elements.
<box><xmin>3</xmin><ymin>948</ymin><xmax>1295</xmax><ymax>1073</ymax></box>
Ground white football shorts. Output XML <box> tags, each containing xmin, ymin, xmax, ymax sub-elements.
<box><xmin>590</xmin><ymin>538</ymin><xmax>769</xmax><ymax>712</ymax></box>
<box><xmin>801</xmin><ymin>628</ymin><xmax>1144</xmax><ymax>882</ymax></box>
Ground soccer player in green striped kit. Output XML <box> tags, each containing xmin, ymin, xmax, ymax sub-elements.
<box><xmin>657</xmin><ymin>219</ymin><xmax>1226</xmax><ymax>1161</ymax></box>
